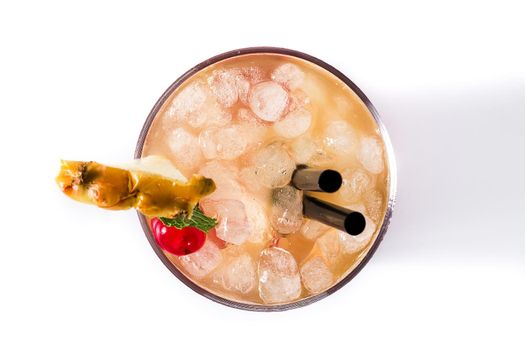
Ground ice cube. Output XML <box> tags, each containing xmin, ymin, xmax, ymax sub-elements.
<box><xmin>271</xmin><ymin>63</ymin><xmax>305</xmax><ymax>90</ymax></box>
<box><xmin>232</xmin><ymin>69</ymin><xmax>252</xmax><ymax>105</ymax></box>
<box><xmin>363</xmin><ymin>189</ymin><xmax>384</xmax><ymax>222</ymax></box>
<box><xmin>167</xmin><ymin>127</ymin><xmax>203</xmax><ymax>171</ymax></box>
<box><xmin>252</xmin><ymin>143</ymin><xmax>296</xmax><ymax>188</ymax></box>
<box><xmin>214</xmin><ymin>253</ymin><xmax>257</xmax><ymax>294</ymax></box>
<box><xmin>165</xmin><ymin>81</ymin><xmax>231</xmax><ymax>129</ymax></box>
<box><xmin>287</xmin><ymin>89</ymin><xmax>311</xmax><ymax>113</ymax></box>
<box><xmin>249</xmin><ymin>81</ymin><xmax>288</xmax><ymax>122</ymax></box>
<box><xmin>340</xmin><ymin>168</ymin><xmax>374</xmax><ymax>203</ymax></box>
<box><xmin>358</xmin><ymin>136</ymin><xmax>384</xmax><ymax>174</ymax></box>
<box><xmin>271</xmin><ymin>186</ymin><xmax>303</xmax><ymax>235</ymax></box>
<box><xmin>333</xmin><ymin>95</ymin><xmax>355</xmax><ymax>116</ymax></box>
<box><xmin>216</xmin><ymin>126</ymin><xmax>249</xmax><ymax>159</ymax></box>
<box><xmin>179</xmin><ymin>240</ymin><xmax>222</xmax><ymax>279</ymax></box>
<box><xmin>338</xmin><ymin>214</ymin><xmax>376</xmax><ymax>254</ymax></box>
<box><xmin>300</xmin><ymin>256</ymin><xmax>334</xmax><ymax>294</ymax></box>
<box><xmin>242</xmin><ymin>66</ymin><xmax>265</xmax><ymax>84</ymax></box>
<box><xmin>238</xmin><ymin>166</ymin><xmax>265</xmax><ymax>194</ymax></box>
<box><xmin>165</xmin><ymin>81</ymin><xmax>209</xmax><ymax>122</ymax></box>
<box><xmin>323</xmin><ymin>120</ymin><xmax>357</xmax><ymax>155</ymax></box>
<box><xmin>199</xmin><ymin>125</ymin><xmax>248</xmax><ymax>160</ymax></box>
<box><xmin>241</xmin><ymin>194</ymin><xmax>270</xmax><ymax>243</ymax></box>
<box><xmin>290</xmin><ymin>137</ymin><xmax>333</xmax><ymax>166</ymax></box>
<box><xmin>185</xmin><ymin>112</ymin><xmax>207</xmax><ymax>129</ymax></box>
<box><xmin>186</xmin><ymin>102</ymin><xmax>231</xmax><ymax>129</ymax></box>
<box><xmin>315</xmin><ymin>230</ymin><xmax>342</xmax><ymax>265</ymax></box>
<box><xmin>198</xmin><ymin>160</ymin><xmax>242</xmax><ymax>199</ymax></box>
<box><xmin>236</xmin><ymin>108</ymin><xmax>268</xmax><ymax>148</ymax></box>
<box><xmin>237</xmin><ymin>107</ymin><xmax>258</xmax><ymax>123</ymax></box>
<box><xmin>290</xmin><ymin>137</ymin><xmax>317</xmax><ymax>164</ymax></box>
<box><xmin>208</xmin><ymin>69</ymin><xmax>241</xmax><ymax>108</ymax></box>
<box><xmin>273</xmin><ymin>107</ymin><xmax>312</xmax><ymax>139</ymax></box>
<box><xmin>233</xmin><ymin>65</ymin><xmax>265</xmax><ymax>97</ymax></box>
<box><xmin>201</xmin><ymin>199</ymin><xmax>250</xmax><ymax>245</ymax></box>
<box><xmin>300</xmin><ymin>219</ymin><xmax>330</xmax><ymax>240</ymax></box>
<box><xmin>258</xmin><ymin>247</ymin><xmax>301</xmax><ymax>303</ymax></box>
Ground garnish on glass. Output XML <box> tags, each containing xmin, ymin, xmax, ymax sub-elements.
<box><xmin>56</xmin><ymin>156</ymin><xmax>218</xmax><ymax>255</ymax></box>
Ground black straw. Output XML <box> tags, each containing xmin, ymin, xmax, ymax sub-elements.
<box><xmin>303</xmin><ymin>195</ymin><xmax>366</xmax><ymax>236</ymax></box>
<box><xmin>292</xmin><ymin>168</ymin><xmax>342</xmax><ymax>193</ymax></box>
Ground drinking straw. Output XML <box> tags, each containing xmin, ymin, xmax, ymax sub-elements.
<box><xmin>303</xmin><ymin>195</ymin><xmax>365</xmax><ymax>235</ymax></box>
<box><xmin>292</xmin><ymin>168</ymin><xmax>342</xmax><ymax>193</ymax></box>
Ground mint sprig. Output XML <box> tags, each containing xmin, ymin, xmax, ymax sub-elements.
<box><xmin>159</xmin><ymin>206</ymin><xmax>217</xmax><ymax>233</ymax></box>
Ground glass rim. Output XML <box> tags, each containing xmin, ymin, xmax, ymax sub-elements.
<box><xmin>134</xmin><ymin>46</ymin><xmax>397</xmax><ymax>312</ymax></box>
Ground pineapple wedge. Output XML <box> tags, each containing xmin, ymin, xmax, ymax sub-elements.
<box><xmin>56</xmin><ymin>156</ymin><xmax>215</xmax><ymax>217</ymax></box>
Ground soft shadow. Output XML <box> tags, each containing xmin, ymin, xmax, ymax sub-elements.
<box><xmin>370</xmin><ymin>79</ymin><xmax>525</xmax><ymax>265</ymax></box>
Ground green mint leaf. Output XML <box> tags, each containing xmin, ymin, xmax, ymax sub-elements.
<box><xmin>159</xmin><ymin>206</ymin><xmax>217</xmax><ymax>233</ymax></box>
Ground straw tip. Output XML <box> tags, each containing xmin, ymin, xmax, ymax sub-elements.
<box><xmin>318</xmin><ymin>170</ymin><xmax>343</xmax><ymax>193</ymax></box>
<box><xmin>344</xmin><ymin>212</ymin><xmax>366</xmax><ymax>236</ymax></box>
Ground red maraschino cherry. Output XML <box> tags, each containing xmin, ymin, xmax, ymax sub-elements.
<box><xmin>150</xmin><ymin>217</ymin><xmax>206</xmax><ymax>256</ymax></box>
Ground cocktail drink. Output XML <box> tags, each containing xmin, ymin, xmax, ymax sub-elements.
<box><xmin>137</xmin><ymin>48</ymin><xmax>395</xmax><ymax>309</ymax></box>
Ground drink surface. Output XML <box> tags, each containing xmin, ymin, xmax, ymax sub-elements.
<box><xmin>142</xmin><ymin>53</ymin><xmax>390</xmax><ymax>305</ymax></box>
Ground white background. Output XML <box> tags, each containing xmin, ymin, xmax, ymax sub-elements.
<box><xmin>1</xmin><ymin>1</ymin><xmax>524</xmax><ymax>349</ymax></box>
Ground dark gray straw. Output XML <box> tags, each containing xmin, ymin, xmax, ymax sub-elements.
<box><xmin>292</xmin><ymin>167</ymin><xmax>342</xmax><ymax>193</ymax></box>
<box><xmin>303</xmin><ymin>195</ymin><xmax>366</xmax><ymax>236</ymax></box>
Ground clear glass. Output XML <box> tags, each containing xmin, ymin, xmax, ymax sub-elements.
<box><xmin>135</xmin><ymin>47</ymin><xmax>397</xmax><ymax>311</ymax></box>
